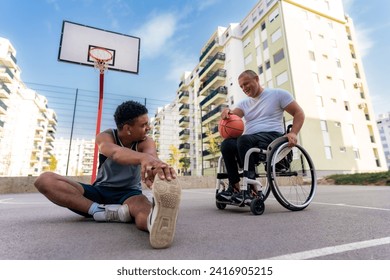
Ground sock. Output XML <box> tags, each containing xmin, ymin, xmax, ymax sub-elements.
<box><xmin>88</xmin><ymin>202</ymin><xmax>102</xmax><ymax>215</ymax></box>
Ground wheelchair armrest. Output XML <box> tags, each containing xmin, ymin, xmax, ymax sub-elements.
<box><xmin>267</xmin><ymin>136</ymin><xmax>288</xmax><ymax>151</ymax></box>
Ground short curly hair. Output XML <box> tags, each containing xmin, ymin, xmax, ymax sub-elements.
<box><xmin>114</xmin><ymin>100</ymin><xmax>148</xmax><ymax>129</ymax></box>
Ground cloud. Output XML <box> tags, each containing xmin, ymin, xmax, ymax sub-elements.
<box><xmin>46</xmin><ymin>0</ymin><xmax>60</xmax><ymax>11</ymax></box>
<box><xmin>165</xmin><ymin>52</ymin><xmax>197</xmax><ymax>82</ymax></box>
<box><xmin>197</xmin><ymin>0</ymin><xmax>220</xmax><ymax>11</ymax></box>
<box><xmin>352</xmin><ymin>25</ymin><xmax>374</xmax><ymax>58</ymax></box>
<box><xmin>134</xmin><ymin>13</ymin><xmax>178</xmax><ymax>59</ymax></box>
<box><xmin>342</xmin><ymin>0</ymin><xmax>374</xmax><ymax>58</ymax></box>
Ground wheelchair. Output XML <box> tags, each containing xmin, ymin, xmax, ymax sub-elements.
<box><xmin>215</xmin><ymin>126</ymin><xmax>317</xmax><ymax>215</ymax></box>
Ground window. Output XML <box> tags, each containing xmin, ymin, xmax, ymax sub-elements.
<box><xmin>353</xmin><ymin>148</ymin><xmax>360</xmax><ymax>159</ymax></box>
<box><xmin>336</xmin><ymin>59</ymin><xmax>341</xmax><ymax>68</ymax></box>
<box><xmin>273</xmin><ymin>49</ymin><xmax>285</xmax><ymax>64</ymax></box>
<box><xmin>312</xmin><ymin>72</ymin><xmax>319</xmax><ymax>84</ymax></box>
<box><xmin>245</xmin><ymin>54</ymin><xmax>253</xmax><ymax>65</ymax></box>
<box><xmin>265</xmin><ymin>60</ymin><xmax>271</xmax><ymax>70</ymax></box>
<box><xmin>325</xmin><ymin>146</ymin><xmax>333</xmax><ymax>159</ymax></box>
<box><xmin>261</xmin><ymin>21</ymin><xmax>266</xmax><ymax>31</ymax></box>
<box><xmin>344</xmin><ymin>101</ymin><xmax>350</xmax><ymax>111</ymax></box>
<box><xmin>269</xmin><ymin>8</ymin><xmax>279</xmax><ymax>23</ymax></box>
<box><xmin>243</xmin><ymin>37</ymin><xmax>251</xmax><ymax>48</ymax></box>
<box><xmin>306</xmin><ymin>30</ymin><xmax>312</xmax><ymax>40</ymax></box>
<box><xmin>271</xmin><ymin>28</ymin><xmax>282</xmax><ymax>43</ymax></box>
<box><xmin>320</xmin><ymin>120</ymin><xmax>328</xmax><ymax>131</ymax></box>
<box><xmin>309</xmin><ymin>51</ymin><xmax>316</xmax><ymax>61</ymax></box>
<box><xmin>263</xmin><ymin>39</ymin><xmax>268</xmax><ymax>50</ymax></box>
<box><xmin>276</xmin><ymin>71</ymin><xmax>288</xmax><ymax>86</ymax></box>
<box><xmin>258</xmin><ymin>65</ymin><xmax>264</xmax><ymax>74</ymax></box>
<box><xmin>316</xmin><ymin>96</ymin><xmax>324</xmax><ymax>107</ymax></box>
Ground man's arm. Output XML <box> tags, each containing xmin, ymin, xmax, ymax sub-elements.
<box><xmin>284</xmin><ymin>101</ymin><xmax>305</xmax><ymax>146</ymax></box>
<box><xmin>96</xmin><ymin>131</ymin><xmax>174</xmax><ymax>187</ymax></box>
<box><xmin>96</xmin><ymin>131</ymin><xmax>146</xmax><ymax>166</ymax></box>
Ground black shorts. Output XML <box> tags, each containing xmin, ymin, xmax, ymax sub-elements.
<box><xmin>69</xmin><ymin>183</ymin><xmax>142</xmax><ymax>217</ymax></box>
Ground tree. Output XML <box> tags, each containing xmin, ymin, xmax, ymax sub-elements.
<box><xmin>49</xmin><ymin>155</ymin><xmax>58</xmax><ymax>171</ymax></box>
<box><xmin>167</xmin><ymin>145</ymin><xmax>180</xmax><ymax>173</ymax></box>
<box><xmin>205</xmin><ymin>123</ymin><xmax>221</xmax><ymax>174</ymax></box>
<box><xmin>179</xmin><ymin>155</ymin><xmax>191</xmax><ymax>175</ymax></box>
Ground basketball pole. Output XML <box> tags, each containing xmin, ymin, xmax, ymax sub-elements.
<box><xmin>91</xmin><ymin>71</ymin><xmax>104</xmax><ymax>183</ymax></box>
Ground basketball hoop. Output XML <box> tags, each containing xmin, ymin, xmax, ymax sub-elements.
<box><xmin>89</xmin><ymin>47</ymin><xmax>113</xmax><ymax>73</ymax></box>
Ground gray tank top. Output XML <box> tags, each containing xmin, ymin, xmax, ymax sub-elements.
<box><xmin>92</xmin><ymin>129</ymin><xmax>142</xmax><ymax>190</ymax></box>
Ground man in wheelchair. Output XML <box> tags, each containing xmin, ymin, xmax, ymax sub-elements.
<box><xmin>216</xmin><ymin>69</ymin><xmax>305</xmax><ymax>204</ymax></box>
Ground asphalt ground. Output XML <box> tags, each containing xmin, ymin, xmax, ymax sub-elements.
<box><xmin>0</xmin><ymin>184</ymin><xmax>389</xmax><ymax>261</ymax></box>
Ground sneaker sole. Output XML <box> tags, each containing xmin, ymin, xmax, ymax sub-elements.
<box><xmin>149</xmin><ymin>177</ymin><xmax>181</xmax><ymax>249</ymax></box>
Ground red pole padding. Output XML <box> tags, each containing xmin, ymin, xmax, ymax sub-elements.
<box><xmin>91</xmin><ymin>72</ymin><xmax>104</xmax><ymax>183</ymax></box>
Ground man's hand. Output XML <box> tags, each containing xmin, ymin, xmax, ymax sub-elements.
<box><xmin>140</xmin><ymin>154</ymin><xmax>177</xmax><ymax>188</ymax></box>
<box><xmin>286</xmin><ymin>132</ymin><xmax>298</xmax><ymax>147</ymax></box>
<box><xmin>221</xmin><ymin>108</ymin><xmax>231</xmax><ymax>120</ymax></box>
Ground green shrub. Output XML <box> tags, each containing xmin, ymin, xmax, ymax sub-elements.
<box><xmin>326</xmin><ymin>171</ymin><xmax>390</xmax><ymax>186</ymax></box>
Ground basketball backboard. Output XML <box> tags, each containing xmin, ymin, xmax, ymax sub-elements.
<box><xmin>58</xmin><ymin>20</ymin><xmax>140</xmax><ymax>74</ymax></box>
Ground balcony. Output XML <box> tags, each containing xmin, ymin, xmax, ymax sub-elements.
<box><xmin>178</xmin><ymin>90</ymin><xmax>189</xmax><ymax>103</ymax></box>
<box><xmin>0</xmin><ymin>83</ymin><xmax>11</xmax><ymax>98</ymax></box>
<box><xmin>179</xmin><ymin>104</ymin><xmax>190</xmax><ymax>115</ymax></box>
<box><xmin>199</xmin><ymin>38</ymin><xmax>221</xmax><ymax>63</ymax></box>
<box><xmin>0</xmin><ymin>67</ymin><xmax>14</xmax><ymax>83</ymax></box>
<box><xmin>46</xmin><ymin>132</ymin><xmax>55</xmax><ymax>142</ymax></box>
<box><xmin>202</xmin><ymin>149</ymin><xmax>221</xmax><ymax>161</ymax></box>
<box><xmin>199</xmin><ymin>86</ymin><xmax>227</xmax><ymax>108</ymax></box>
<box><xmin>154</xmin><ymin>118</ymin><xmax>161</xmax><ymax>127</ymax></box>
<box><xmin>0</xmin><ymin>99</ymin><xmax>7</xmax><ymax>114</ymax></box>
<box><xmin>202</xmin><ymin>125</ymin><xmax>219</xmax><ymax>140</ymax></box>
<box><xmin>2</xmin><ymin>52</ymin><xmax>17</xmax><ymax>68</ymax></box>
<box><xmin>198</xmin><ymin>69</ymin><xmax>226</xmax><ymax>96</ymax></box>
<box><xmin>179</xmin><ymin>116</ymin><xmax>190</xmax><ymax>127</ymax></box>
<box><xmin>179</xmin><ymin>128</ymin><xmax>190</xmax><ymax>140</ymax></box>
<box><xmin>179</xmin><ymin>143</ymin><xmax>190</xmax><ymax>151</ymax></box>
<box><xmin>199</xmin><ymin>52</ymin><xmax>226</xmax><ymax>80</ymax></box>
<box><xmin>201</xmin><ymin>104</ymin><xmax>228</xmax><ymax>125</ymax></box>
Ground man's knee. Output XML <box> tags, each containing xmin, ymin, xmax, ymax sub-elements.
<box><xmin>221</xmin><ymin>138</ymin><xmax>236</xmax><ymax>154</ymax></box>
<box><xmin>34</xmin><ymin>171</ymin><xmax>57</xmax><ymax>193</ymax></box>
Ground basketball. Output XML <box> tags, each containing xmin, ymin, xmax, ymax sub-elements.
<box><xmin>218</xmin><ymin>115</ymin><xmax>244</xmax><ymax>139</ymax></box>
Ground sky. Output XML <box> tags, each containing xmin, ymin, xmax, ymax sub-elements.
<box><xmin>1</xmin><ymin>0</ymin><xmax>389</xmax><ymax>122</ymax></box>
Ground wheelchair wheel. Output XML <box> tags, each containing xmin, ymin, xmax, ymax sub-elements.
<box><xmin>216</xmin><ymin>201</ymin><xmax>227</xmax><ymax>210</ymax></box>
<box><xmin>267</xmin><ymin>140</ymin><xmax>316</xmax><ymax>211</ymax></box>
<box><xmin>250</xmin><ymin>197</ymin><xmax>265</xmax><ymax>215</ymax></box>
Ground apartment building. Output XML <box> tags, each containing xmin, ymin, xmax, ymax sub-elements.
<box><xmin>0</xmin><ymin>37</ymin><xmax>57</xmax><ymax>176</ymax></box>
<box><xmin>377</xmin><ymin>113</ymin><xmax>390</xmax><ymax>170</ymax></box>
<box><xmin>54</xmin><ymin>137</ymin><xmax>95</xmax><ymax>176</ymax></box>
<box><xmin>152</xmin><ymin>103</ymin><xmax>183</xmax><ymax>173</ymax></box>
<box><xmin>170</xmin><ymin>0</ymin><xmax>386</xmax><ymax>176</ymax></box>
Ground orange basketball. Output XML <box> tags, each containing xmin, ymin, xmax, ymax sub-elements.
<box><xmin>218</xmin><ymin>115</ymin><xmax>244</xmax><ymax>139</ymax></box>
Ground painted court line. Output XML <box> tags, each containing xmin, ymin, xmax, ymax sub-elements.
<box><xmin>313</xmin><ymin>201</ymin><xmax>390</xmax><ymax>212</ymax></box>
<box><xmin>0</xmin><ymin>198</ymin><xmax>50</xmax><ymax>205</ymax></box>
<box><xmin>265</xmin><ymin>236</ymin><xmax>390</xmax><ymax>260</ymax></box>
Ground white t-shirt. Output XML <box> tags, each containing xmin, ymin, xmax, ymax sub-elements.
<box><xmin>236</xmin><ymin>88</ymin><xmax>294</xmax><ymax>134</ymax></box>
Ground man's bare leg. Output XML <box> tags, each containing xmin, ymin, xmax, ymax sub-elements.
<box><xmin>123</xmin><ymin>195</ymin><xmax>151</xmax><ymax>231</ymax></box>
<box><xmin>34</xmin><ymin>171</ymin><xmax>93</xmax><ymax>214</ymax></box>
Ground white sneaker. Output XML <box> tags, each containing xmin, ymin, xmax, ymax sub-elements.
<box><xmin>93</xmin><ymin>204</ymin><xmax>132</xmax><ymax>223</ymax></box>
<box><xmin>148</xmin><ymin>176</ymin><xmax>181</xmax><ymax>249</ymax></box>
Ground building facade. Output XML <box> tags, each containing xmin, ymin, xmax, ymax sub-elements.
<box><xmin>377</xmin><ymin>113</ymin><xmax>390</xmax><ymax>170</ymax></box>
<box><xmin>157</xmin><ymin>0</ymin><xmax>386</xmax><ymax>177</ymax></box>
<box><xmin>0</xmin><ymin>37</ymin><xmax>57</xmax><ymax>176</ymax></box>
<box><xmin>54</xmin><ymin>137</ymin><xmax>95</xmax><ymax>176</ymax></box>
